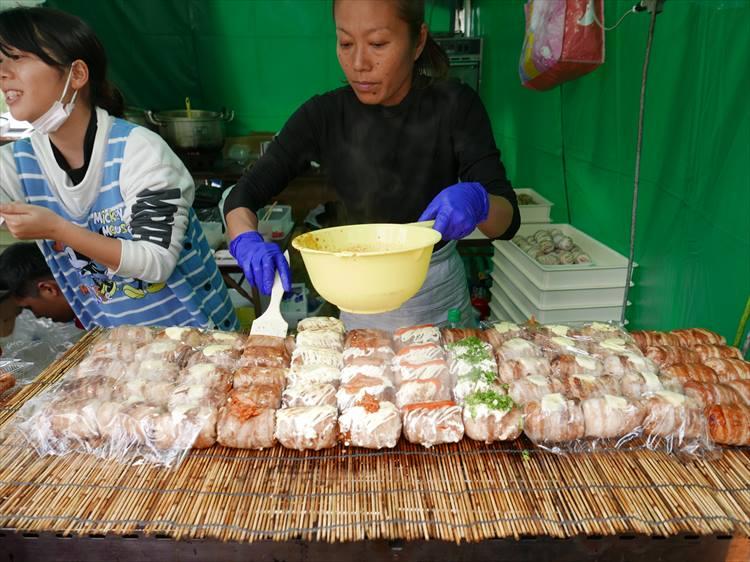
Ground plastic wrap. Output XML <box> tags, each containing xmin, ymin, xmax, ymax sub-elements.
<box><xmin>297</xmin><ymin>316</ymin><xmax>345</xmax><ymax>334</ymax></box>
<box><xmin>523</xmin><ymin>394</ymin><xmax>585</xmax><ymax>443</ymax></box>
<box><xmin>274</xmin><ymin>405</ymin><xmax>338</xmax><ymax>450</ymax></box>
<box><xmin>233</xmin><ymin>366</ymin><xmax>287</xmax><ymax>390</ymax></box>
<box><xmin>402</xmin><ymin>401</ymin><xmax>464</xmax><ymax>448</ymax></box>
<box><xmin>705</xmin><ymin>404</ymin><xmax>750</xmax><ymax>446</ymax></box>
<box><xmin>724</xmin><ymin>380</ymin><xmax>750</xmax><ymax>405</ymax></box>
<box><xmin>216</xmin><ymin>388</ymin><xmax>278</xmax><ymax>449</ymax></box>
<box><xmin>336</xmin><ymin>375</ymin><xmax>395</xmax><ymax>411</ymax></box>
<box><xmin>682</xmin><ymin>381</ymin><xmax>742</xmax><ymax>408</ymax></box>
<box><xmin>462</xmin><ymin>390</ymin><xmax>523</xmax><ymax>443</ymax></box>
<box><xmin>393</xmin><ymin>343</ymin><xmax>445</xmax><ymax>366</ymax></box>
<box><xmin>286</xmin><ymin>364</ymin><xmax>341</xmax><ymax>388</ymax></box>
<box><xmin>395</xmin><ymin>376</ymin><xmax>452</xmax><ymax>409</ymax></box>
<box><xmin>338</xmin><ymin>396</ymin><xmax>401</xmax><ymax>449</ymax></box>
<box><xmin>392</xmin><ymin>324</ymin><xmax>442</xmax><ymax>350</ymax></box>
<box><xmin>282</xmin><ymin>382</ymin><xmax>338</xmax><ymax>408</ymax></box>
<box><xmin>295</xmin><ymin>330</ymin><xmax>344</xmax><ymax>351</ymax></box>
<box><xmin>291</xmin><ymin>346</ymin><xmax>343</xmax><ymax>370</ymax></box>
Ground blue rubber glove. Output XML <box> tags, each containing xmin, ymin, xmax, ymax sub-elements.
<box><xmin>229</xmin><ymin>231</ymin><xmax>292</xmax><ymax>295</ymax></box>
<box><xmin>418</xmin><ymin>182</ymin><xmax>490</xmax><ymax>240</ymax></box>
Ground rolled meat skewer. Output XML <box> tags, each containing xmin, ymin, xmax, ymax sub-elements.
<box><xmin>556</xmin><ymin>373</ymin><xmax>621</xmax><ymax>401</ymax></box>
<box><xmin>344</xmin><ymin>328</ymin><xmax>391</xmax><ymax>349</ymax></box>
<box><xmin>682</xmin><ymin>381</ymin><xmax>743</xmax><ymax>408</ymax></box>
<box><xmin>620</xmin><ymin>371</ymin><xmax>665</xmax><ymax>400</ymax></box>
<box><xmin>440</xmin><ymin>328</ymin><xmax>485</xmax><ymax>344</ymax></box>
<box><xmin>216</xmin><ymin>389</ymin><xmax>278</xmax><ymax>449</ymax></box>
<box><xmin>702</xmin><ymin>359</ymin><xmax>750</xmax><ymax>381</ymax></box>
<box><xmin>550</xmin><ymin>355</ymin><xmax>603</xmax><ymax>378</ymax></box>
<box><xmin>187</xmin><ymin>344</ymin><xmax>240</xmax><ymax>370</ymax></box>
<box><xmin>724</xmin><ymin>380</ymin><xmax>750</xmax><ymax>406</ymax></box>
<box><xmin>155</xmin><ymin>326</ymin><xmax>205</xmax><ymax>347</ymax></box>
<box><xmin>631</xmin><ymin>330</ymin><xmax>680</xmax><ymax>350</ymax></box>
<box><xmin>495</xmin><ymin>338</ymin><xmax>543</xmax><ymax>362</ymax></box>
<box><xmin>641</xmin><ymin>391</ymin><xmax>705</xmax><ymax>439</ymax></box>
<box><xmin>481</xmin><ymin>322</ymin><xmax>526</xmax><ymax>349</ymax></box>
<box><xmin>523</xmin><ymin>394</ymin><xmax>585</xmax><ymax>442</ymax></box>
<box><xmin>645</xmin><ymin>345</ymin><xmax>701</xmax><ymax>369</ymax></box>
<box><xmin>297</xmin><ymin>316</ymin><xmax>345</xmax><ymax>334</ymax></box>
<box><xmin>336</xmin><ymin>374</ymin><xmax>395</xmax><ymax>411</ymax></box>
<box><xmin>692</xmin><ymin>344</ymin><xmax>743</xmax><ymax>361</ymax></box>
<box><xmin>393</xmin><ymin>343</ymin><xmax>444</xmax><ymax>366</ymax></box>
<box><xmin>508</xmin><ymin>375</ymin><xmax>562</xmax><ymax>406</ymax></box>
<box><xmin>396</xmin><ymin>377</ymin><xmax>452</xmax><ymax>409</ymax></box>
<box><xmin>282</xmin><ymin>383</ymin><xmax>338</xmax><ymax>408</ymax></box>
<box><xmin>670</xmin><ymin>328</ymin><xmax>726</xmax><ymax>347</ymax></box>
<box><xmin>705</xmin><ymin>404</ymin><xmax>750</xmax><ymax>446</ymax></box>
<box><xmin>295</xmin><ymin>330</ymin><xmax>344</xmax><ymax>351</ymax></box>
<box><xmin>497</xmin><ymin>356</ymin><xmax>552</xmax><ymax>383</ymax></box>
<box><xmin>581</xmin><ymin>395</ymin><xmax>646</xmax><ymax>438</ymax></box>
<box><xmin>660</xmin><ymin>363</ymin><xmax>721</xmax><ymax>385</ymax></box>
<box><xmin>233</xmin><ymin>366</ymin><xmax>287</xmax><ymax>390</ymax></box>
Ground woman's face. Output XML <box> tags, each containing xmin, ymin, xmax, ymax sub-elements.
<box><xmin>0</xmin><ymin>47</ymin><xmax>71</xmax><ymax>123</ymax></box>
<box><xmin>335</xmin><ymin>0</ymin><xmax>426</xmax><ymax>107</ymax></box>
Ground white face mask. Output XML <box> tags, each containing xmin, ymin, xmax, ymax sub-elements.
<box><xmin>31</xmin><ymin>65</ymin><xmax>78</xmax><ymax>134</ymax></box>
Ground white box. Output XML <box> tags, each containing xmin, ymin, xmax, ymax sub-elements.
<box><xmin>493</xmin><ymin>223</ymin><xmax>636</xmax><ymax>289</ymax></box>
<box><xmin>258</xmin><ymin>204</ymin><xmax>293</xmax><ymax>241</ymax></box>
<box><xmin>515</xmin><ymin>188</ymin><xmax>553</xmax><ymax>224</ymax></box>
<box><xmin>492</xmin><ymin>251</ymin><xmax>631</xmax><ymax>308</ymax></box>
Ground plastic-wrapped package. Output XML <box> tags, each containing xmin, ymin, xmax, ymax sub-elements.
<box><xmin>705</xmin><ymin>404</ymin><xmax>750</xmax><ymax>446</ymax></box>
<box><xmin>556</xmin><ymin>373</ymin><xmax>621</xmax><ymax>400</ymax></box>
<box><xmin>550</xmin><ymin>354</ymin><xmax>603</xmax><ymax>378</ymax></box>
<box><xmin>497</xmin><ymin>356</ymin><xmax>552</xmax><ymax>383</ymax></box>
<box><xmin>536</xmin><ymin>335</ymin><xmax>588</xmax><ymax>358</ymax></box>
<box><xmin>180</xmin><ymin>363</ymin><xmax>232</xmax><ymax>392</ymax></box>
<box><xmin>402</xmin><ymin>401</ymin><xmax>464</xmax><ymax>447</ymax></box>
<box><xmin>286</xmin><ymin>365</ymin><xmax>341</xmax><ymax>388</ymax></box>
<box><xmin>394</xmin><ymin>358</ymin><xmax>450</xmax><ymax>385</ymax></box>
<box><xmin>155</xmin><ymin>327</ymin><xmax>205</xmax><ymax>347</ymax></box>
<box><xmin>336</xmin><ymin>374</ymin><xmax>395</xmax><ymax>411</ymax></box>
<box><xmin>396</xmin><ymin>376</ymin><xmax>452</xmax><ymax>409</ymax></box>
<box><xmin>297</xmin><ymin>316</ymin><xmax>345</xmax><ymax>334</ymax></box>
<box><xmin>462</xmin><ymin>390</ymin><xmax>523</xmax><ymax>443</ymax></box>
<box><xmin>340</xmin><ymin>363</ymin><xmax>393</xmax><ymax>385</ymax></box>
<box><xmin>682</xmin><ymin>381</ymin><xmax>743</xmax><ymax>408</ymax></box>
<box><xmin>440</xmin><ymin>328</ymin><xmax>485</xmax><ymax>344</ymax></box>
<box><xmin>482</xmin><ymin>322</ymin><xmax>527</xmax><ymax>349</ymax></box>
<box><xmin>692</xmin><ymin>344</ymin><xmax>742</xmax><ymax>361</ymax></box>
<box><xmin>187</xmin><ymin>344</ymin><xmax>241</xmax><ymax>370</ymax></box>
<box><xmin>392</xmin><ymin>324</ymin><xmax>442</xmax><ymax>350</ymax></box>
<box><xmin>295</xmin><ymin>330</ymin><xmax>344</xmax><ymax>351</ymax></box>
<box><xmin>508</xmin><ymin>375</ymin><xmax>562</xmax><ymax>405</ymax></box>
<box><xmin>645</xmin><ymin>345</ymin><xmax>701</xmax><ymax>369</ymax></box>
<box><xmin>70</xmin><ymin>356</ymin><xmax>136</xmax><ymax>380</ymax></box>
<box><xmin>105</xmin><ymin>325</ymin><xmax>156</xmax><ymax>345</ymax></box>
<box><xmin>216</xmin><ymin>387</ymin><xmax>279</xmax><ymax>449</ymax></box>
<box><xmin>242</xmin><ymin>345</ymin><xmax>291</xmax><ymax>369</ymax></box>
<box><xmin>619</xmin><ymin>371</ymin><xmax>666</xmax><ymax>400</ymax></box>
<box><xmin>204</xmin><ymin>330</ymin><xmax>246</xmax><ymax>351</ymax></box>
<box><xmin>535</xmin><ymin>324</ymin><xmax>577</xmax><ymax>339</ymax></box>
<box><xmin>338</xmin><ymin>396</ymin><xmax>401</xmax><ymax>449</ymax></box>
<box><xmin>233</xmin><ymin>366</ymin><xmax>287</xmax><ymax>390</ymax></box>
<box><xmin>581</xmin><ymin>395</ymin><xmax>645</xmax><ymax>439</ymax></box>
<box><xmin>523</xmin><ymin>394</ymin><xmax>585</xmax><ymax>443</ymax></box>
<box><xmin>393</xmin><ymin>343</ymin><xmax>444</xmax><ymax>366</ymax></box>
<box><xmin>344</xmin><ymin>328</ymin><xmax>391</xmax><ymax>349</ymax></box>
<box><xmin>660</xmin><ymin>363</ymin><xmax>722</xmax><ymax>385</ymax></box>
<box><xmin>495</xmin><ymin>338</ymin><xmax>543</xmax><ymax>361</ymax></box>
<box><xmin>245</xmin><ymin>334</ymin><xmax>288</xmax><ymax>351</ymax></box>
<box><xmin>641</xmin><ymin>391</ymin><xmax>707</xmax><ymax>445</ymax></box>
<box><xmin>588</xmin><ymin>338</ymin><xmax>641</xmax><ymax>358</ymax></box>
<box><xmin>453</xmin><ymin>366</ymin><xmax>504</xmax><ymax>404</ymax></box>
<box><xmin>600</xmin><ymin>352</ymin><xmax>658</xmax><ymax>379</ymax></box>
<box><xmin>342</xmin><ymin>345</ymin><xmax>394</xmax><ymax>366</ymax></box>
<box><xmin>702</xmin><ymin>358</ymin><xmax>750</xmax><ymax>380</ymax></box>
<box><xmin>282</xmin><ymin>382</ymin><xmax>338</xmax><ymax>408</ymax></box>
<box><xmin>577</xmin><ymin>322</ymin><xmax>633</xmax><ymax>342</ymax></box>
<box><xmin>724</xmin><ymin>380</ymin><xmax>750</xmax><ymax>405</ymax></box>
<box><xmin>275</xmin><ymin>405</ymin><xmax>339</xmax><ymax>450</ymax></box>
<box><xmin>88</xmin><ymin>340</ymin><xmax>141</xmax><ymax>361</ymax></box>
<box><xmin>134</xmin><ymin>340</ymin><xmax>195</xmax><ymax>368</ymax></box>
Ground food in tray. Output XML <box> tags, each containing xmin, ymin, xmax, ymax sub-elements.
<box><xmin>394</xmin><ymin>358</ymin><xmax>450</xmax><ymax>385</ymax></box>
<box><xmin>494</xmin><ymin>338</ymin><xmax>543</xmax><ymax>362</ymax></box>
<box><xmin>233</xmin><ymin>366</ymin><xmax>287</xmax><ymax>390</ymax></box>
<box><xmin>217</xmin><ymin>388</ymin><xmax>278</xmax><ymax>449</ymax></box>
<box><xmin>286</xmin><ymin>364</ymin><xmax>341</xmax><ymax>388</ymax></box>
<box><xmin>392</xmin><ymin>324</ymin><xmax>442</xmax><ymax>350</ymax></box>
<box><xmin>512</xmin><ymin>231</ymin><xmax>592</xmax><ymax>265</ymax></box>
<box><xmin>134</xmin><ymin>340</ymin><xmax>195</xmax><ymax>368</ymax></box>
<box><xmin>338</xmin><ymin>395</ymin><xmax>402</xmax><ymax>449</ymax></box>
<box><xmin>644</xmin><ymin>345</ymin><xmax>701</xmax><ymax>369</ymax></box>
<box><xmin>556</xmin><ymin>373</ymin><xmax>621</xmax><ymax>401</ymax></box>
<box><xmin>156</xmin><ymin>326</ymin><xmax>205</xmax><ymax>347</ymax></box>
<box><xmin>497</xmin><ymin>356</ymin><xmax>552</xmax><ymax>383</ymax></box>
<box><xmin>641</xmin><ymin>391</ymin><xmax>705</xmax><ymax>439</ymax></box>
<box><xmin>396</xmin><ymin>376</ymin><xmax>452</xmax><ymax>409</ymax></box>
<box><xmin>402</xmin><ymin>400</ymin><xmax>464</xmax><ymax>447</ymax></box>
<box><xmin>705</xmin><ymin>404</ymin><xmax>750</xmax><ymax>446</ymax></box>
<box><xmin>508</xmin><ymin>375</ymin><xmax>562</xmax><ymax>405</ymax></box>
<box><xmin>242</xmin><ymin>345</ymin><xmax>291</xmax><ymax>369</ymax></box>
<box><xmin>462</xmin><ymin>390</ymin><xmax>522</xmax><ymax>443</ymax></box>
<box><xmin>581</xmin><ymin>395</ymin><xmax>645</xmax><ymax>439</ymax></box>
<box><xmin>275</xmin><ymin>405</ymin><xmax>339</xmax><ymax>450</ymax></box>
<box><xmin>619</xmin><ymin>371</ymin><xmax>665</xmax><ymax>400</ymax></box>
<box><xmin>549</xmin><ymin>355</ymin><xmax>603</xmax><ymax>378</ymax></box>
<box><xmin>297</xmin><ymin>316</ymin><xmax>345</xmax><ymax>334</ymax></box>
<box><xmin>295</xmin><ymin>329</ymin><xmax>344</xmax><ymax>351</ymax></box>
<box><xmin>441</xmin><ymin>328</ymin><xmax>485</xmax><ymax>344</ymax></box>
<box><xmin>691</xmin><ymin>344</ymin><xmax>743</xmax><ymax>361</ymax></box>
<box><xmin>682</xmin><ymin>381</ymin><xmax>743</xmax><ymax>408</ymax></box>
<box><xmin>701</xmin><ymin>358</ymin><xmax>750</xmax><ymax>380</ymax></box>
<box><xmin>724</xmin><ymin>380</ymin><xmax>750</xmax><ymax>405</ymax></box>
<box><xmin>187</xmin><ymin>344</ymin><xmax>241</xmax><ymax>370</ymax></box>
<box><xmin>282</xmin><ymin>382</ymin><xmax>338</xmax><ymax>408</ymax></box>
<box><xmin>393</xmin><ymin>343</ymin><xmax>445</xmax><ymax>366</ymax></box>
<box><xmin>336</xmin><ymin>373</ymin><xmax>395</xmax><ymax>411</ymax></box>
<box><xmin>523</xmin><ymin>393</ymin><xmax>585</xmax><ymax>442</ymax></box>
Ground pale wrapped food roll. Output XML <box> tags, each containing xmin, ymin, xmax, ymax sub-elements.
<box><xmin>179</xmin><ymin>363</ymin><xmax>232</xmax><ymax>393</ymax></box>
<box><xmin>58</xmin><ymin>375</ymin><xmax>116</xmax><ymax>402</ymax></box>
<box><xmin>581</xmin><ymin>395</ymin><xmax>645</xmax><ymax>438</ymax></box>
<box><xmin>589</xmin><ymin>338</ymin><xmax>641</xmax><ymax>358</ymax></box>
<box><xmin>454</xmin><ymin>367</ymin><xmax>504</xmax><ymax>404</ymax></box>
<box><xmin>117</xmin><ymin>377</ymin><xmax>177</xmax><ymax>405</ymax></box>
<box><xmin>509</xmin><ymin>375</ymin><xmax>562</xmax><ymax>405</ymax></box>
<box><xmin>497</xmin><ymin>356</ymin><xmax>551</xmax><ymax>383</ymax></box>
<box><xmin>134</xmin><ymin>340</ymin><xmax>195</xmax><ymax>368</ymax></box>
<box><xmin>535</xmin><ymin>324</ymin><xmax>575</xmax><ymax>339</ymax></box>
<box><xmin>156</xmin><ymin>326</ymin><xmax>205</xmax><ymax>347</ymax></box>
<box><xmin>660</xmin><ymin>363</ymin><xmax>721</xmax><ymax>385</ymax></box>
<box><xmin>233</xmin><ymin>366</ymin><xmax>287</xmax><ymax>390</ymax></box>
<box><xmin>556</xmin><ymin>373</ymin><xmax>621</xmax><ymax>400</ymax></box>
<box><xmin>402</xmin><ymin>401</ymin><xmax>464</xmax><ymax>447</ymax></box>
<box><xmin>645</xmin><ymin>345</ymin><xmax>701</xmax><ymax>369</ymax></box>
<box><xmin>164</xmin><ymin>404</ymin><xmax>217</xmax><ymax>449</ymax></box>
<box><xmin>282</xmin><ymin>382</ymin><xmax>338</xmax><ymax>408</ymax></box>
<box><xmin>204</xmin><ymin>330</ymin><xmax>246</xmax><ymax>351</ymax></box>
<box><xmin>550</xmin><ymin>354</ymin><xmax>603</xmax><ymax>378</ymax></box>
<box><xmin>462</xmin><ymin>390</ymin><xmax>523</xmax><ymax>443</ymax></box>
<box><xmin>89</xmin><ymin>340</ymin><xmax>140</xmax><ymax>361</ymax></box>
<box><xmin>291</xmin><ymin>346</ymin><xmax>342</xmax><ymax>370</ymax></box>
<box><xmin>670</xmin><ymin>328</ymin><xmax>726</xmax><ymax>347</ymax></box>
<box><xmin>537</xmin><ymin>335</ymin><xmax>588</xmax><ymax>358</ymax></box>
<box><xmin>71</xmin><ymin>356</ymin><xmax>133</xmax><ymax>380</ymax></box>
<box><xmin>523</xmin><ymin>394</ymin><xmax>585</xmax><ymax>442</ymax></box>
<box><xmin>340</xmin><ymin>363</ymin><xmax>393</xmax><ymax>385</ymax></box>
<box><xmin>119</xmin><ymin>402</ymin><xmax>207</xmax><ymax>449</ymax></box>
<box><xmin>396</xmin><ymin>377</ymin><xmax>452</xmax><ymax>409</ymax></box>
<box><xmin>336</xmin><ymin>374</ymin><xmax>395</xmax><ymax>411</ymax></box>
<box><xmin>392</xmin><ymin>324</ymin><xmax>441</xmax><ymax>350</ymax></box>
<box><xmin>577</xmin><ymin>322</ymin><xmax>631</xmax><ymax>342</ymax></box>
<box><xmin>241</xmin><ymin>345</ymin><xmax>291</xmax><ymax>369</ymax></box>
<box><xmin>295</xmin><ymin>330</ymin><xmax>344</xmax><ymax>352</ymax></box>
<box><xmin>105</xmin><ymin>325</ymin><xmax>155</xmax><ymax>345</ymax></box>
<box><xmin>441</xmin><ymin>328</ymin><xmax>485</xmax><ymax>344</ymax></box>
<box><xmin>286</xmin><ymin>365</ymin><xmax>341</xmax><ymax>388</ymax></box>
<box><xmin>446</xmin><ymin>337</ymin><xmax>496</xmax><ymax>377</ymax></box>
<box><xmin>631</xmin><ymin>330</ymin><xmax>679</xmax><ymax>351</ymax></box>
<box><xmin>495</xmin><ymin>338</ymin><xmax>543</xmax><ymax>362</ymax></box>
<box><xmin>692</xmin><ymin>344</ymin><xmax>743</xmax><ymax>361</ymax></box>
<box><xmin>602</xmin><ymin>352</ymin><xmax>658</xmax><ymax>378</ymax></box>
<box><xmin>682</xmin><ymin>381</ymin><xmax>742</xmax><ymax>408</ymax></box>
<box><xmin>275</xmin><ymin>406</ymin><xmax>339</xmax><ymax>450</ymax></box>
<box><xmin>46</xmin><ymin>397</ymin><xmax>103</xmax><ymax>443</ymax></box>
<box><xmin>168</xmin><ymin>381</ymin><xmax>227</xmax><ymax>411</ymax></box>
<box><xmin>342</xmin><ymin>345</ymin><xmax>394</xmax><ymax>366</ymax></box>
<box><xmin>724</xmin><ymin>380</ymin><xmax>750</xmax><ymax>406</ymax></box>
<box><xmin>135</xmin><ymin>358</ymin><xmax>180</xmax><ymax>382</ymax></box>
<box><xmin>393</xmin><ymin>343</ymin><xmax>444</xmax><ymax>366</ymax></box>
<box><xmin>395</xmin><ymin>359</ymin><xmax>450</xmax><ymax>385</ymax></box>
<box><xmin>344</xmin><ymin>328</ymin><xmax>391</xmax><ymax>349</ymax></box>
<box><xmin>641</xmin><ymin>391</ymin><xmax>705</xmax><ymax>439</ymax></box>
<box><xmin>702</xmin><ymin>358</ymin><xmax>750</xmax><ymax>380</ymax></box>
<box><xmin>216</xmin><ymin>388</ymin><xmax>278</xmax><ymax>449</ymax></box>
<box><xmin>705</xmin><ymin>404</ymin><xmax>750</xmax><ymax>446</ymax></box>
<box><xmin>482</xmin><ymin>322</ymin><xmax>527</xmax><ymax>350</ymax></box>
<box><xmin>187</xmin><ymin>344</ymin><xmax>241</xmax><ymax>370</ymax></box>
<box><xmin>297</xmin><ymin>316</ymin><xmax>345</xmax><ymax>334</ymax></box>
<box><xmin>338</xmin><ymin>395</ymin><xmax>401</xmax><ymax>449</ymax></box>
<box><xmin>620</xmin><ymin>371</ymin><xmax>665</xmax><ymax>400</ymax></box>
<box><xmin>245</xmin><ymin>334</ymin><xmax>288</xmax><ymax>351</ymax></box>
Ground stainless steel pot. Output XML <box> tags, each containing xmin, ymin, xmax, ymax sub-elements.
<box><xmin>146</xmin><ymin>109</ymin><xmax>234</xmax><ymax>151</ymax></box>
<box><xmin>123</xmin><ymin>106</ymin><xmax>150</xmax><ymax>128</ymax></box>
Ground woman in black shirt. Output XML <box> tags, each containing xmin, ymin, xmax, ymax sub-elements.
<box><xmin>225</xmin><ymin>0</ymin><xmax>520</xmax><ymax>330</ymax></box>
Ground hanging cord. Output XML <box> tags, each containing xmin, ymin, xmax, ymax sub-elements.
<box><xmin>559</xmin><ymin>84</ymin><xmax>572</xmax><ymax>223</ymax></box>
<box><xmin>593</xmin><ymin>3</ymin><xmax>641</xmax><ymax>32</ymax></box>
<box><xmin>621</xmin><ymin>7</ymin><xmax>658</xmax><ymax>324</ymax></box>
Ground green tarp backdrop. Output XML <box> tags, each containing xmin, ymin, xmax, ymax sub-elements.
<box><xmin>47</xmin><ymin>0</ymin><xmax>750</xmax><ymax>342</ymax></box>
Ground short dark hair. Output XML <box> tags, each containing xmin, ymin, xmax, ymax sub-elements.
<box><xmin>0</xmin><ymin>7</ymin><xmax>124</xmax><ymax>117</ymax></box>
<box><xmin>0</xmin><ymin>243</ymin><xmax>54</xmax><ymax>298</ymax></box>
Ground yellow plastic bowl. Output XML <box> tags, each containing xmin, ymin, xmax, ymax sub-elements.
<box><xmin>291</xmin><ymin>223</ymin><xmax>442</xmax><ymax>314</ymax></box>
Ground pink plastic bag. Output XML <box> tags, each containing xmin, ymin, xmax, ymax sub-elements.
<box><xmin>519</xmin><ymin>0</ymin><xmax>605</xmax><ymax>91</ymax></box>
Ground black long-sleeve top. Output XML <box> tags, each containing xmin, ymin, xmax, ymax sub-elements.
<box><xmin>225</xmin><ymin>78</ymin><xmax>520</xmax><ymax>238</ymax></box>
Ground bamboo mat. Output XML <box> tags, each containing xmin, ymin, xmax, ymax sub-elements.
<box><xmin>0</xmin><ymin>330</ymin><xmax>748</xmax><ymax>543</ymax></box>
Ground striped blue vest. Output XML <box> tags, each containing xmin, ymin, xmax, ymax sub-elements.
<box><xmin>12</xmin><ymin>118</ymin><xmax>238</xmax><ymax>331</ymax></box>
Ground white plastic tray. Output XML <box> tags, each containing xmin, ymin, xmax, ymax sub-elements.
<box><xmin>492</xmin><ymin>252</ymin><xmax>631</xmax><ymax>308</ymax></box>
<box><xmin>490</xmin><ymin>277</ymin><xmax>628</xmax><ymax>324</ymax></box>
<box><xmin>493</xmin><ymin>223</ymin><xmax>636</xmax><ymax>289</ymax></box>
<box><xmin>489</xmin><ymin>298</ymin><xmax>517</xmax><ymax>324</ymax></box>
<box><xmin>515</xmin><ymin>188</ymin><xmax>553</xmax><ymax>224</ymax></box>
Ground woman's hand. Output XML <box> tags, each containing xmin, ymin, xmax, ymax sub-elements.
<box><xmin>0</xmin><ymin>202</ymin><xmax>65</xmax><ymax>240</ymax></box>
<box><xmin>418</xmin><ymin>182</ymin><xmax>490</xmax><ymax>240</ymax></box>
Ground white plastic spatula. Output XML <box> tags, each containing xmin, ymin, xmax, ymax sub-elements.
<box><xmin>250</xmin><ymin>250</ymin><xmax>289</xmax><ymax>338</ymax></box>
